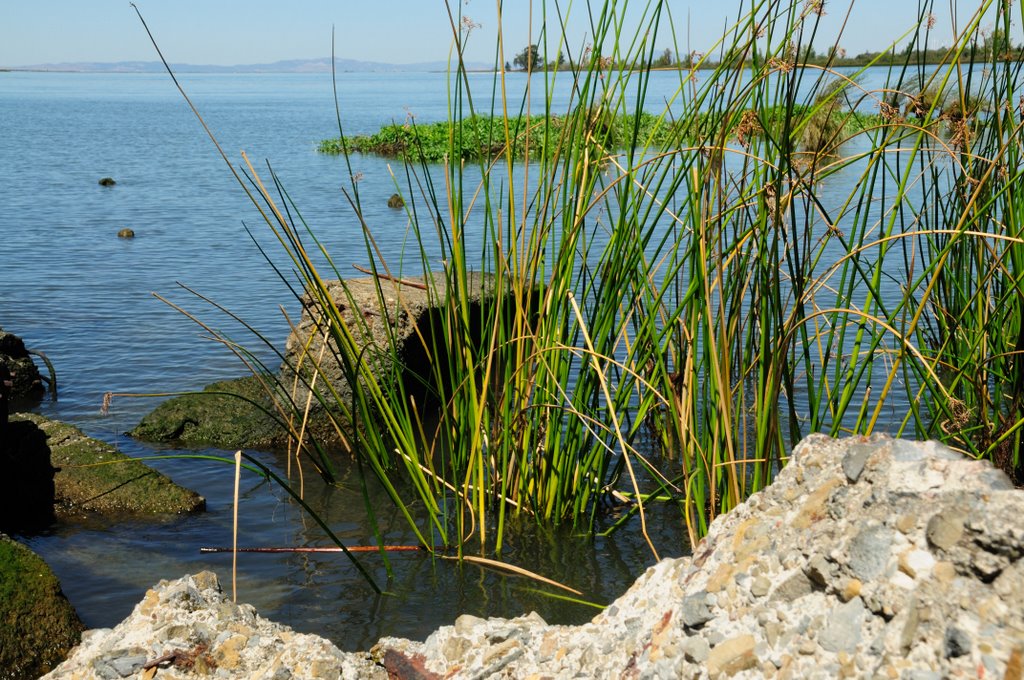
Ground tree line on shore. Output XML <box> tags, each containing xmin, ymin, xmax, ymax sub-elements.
<box><xmin>506</xmin><ymin>29</ymin><xmax>1022</xmax><ymax>72</ymax></box>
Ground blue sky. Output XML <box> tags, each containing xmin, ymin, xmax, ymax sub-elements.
<box><xmin>0</xmin><ymin>1</ymin><xmax>1009</xmax><ymax>68</ymax></box>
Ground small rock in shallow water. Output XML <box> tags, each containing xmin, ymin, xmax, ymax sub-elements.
<box><xmin>117</xmin><ymin>228</ymin><xmax>134</xmax><ymax>238</ymax></box>
<box><xmin>98</xmin><ymin>177</ymin><xmax>116</xmax><ymax>186</ymax></box>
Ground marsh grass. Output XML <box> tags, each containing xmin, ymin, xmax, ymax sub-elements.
<box><xmin>143</xmin><ymin>0</ymin><xmax>1024</xmax><ymax>573</ymax></box>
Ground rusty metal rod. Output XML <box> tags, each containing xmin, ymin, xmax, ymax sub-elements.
<box><xmin>200</xmin><ymin>545</ymin><xmax>425</xmax><ymax>554</ymax></box>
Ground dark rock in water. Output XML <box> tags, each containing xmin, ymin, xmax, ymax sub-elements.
<box><xmin>387</xmin><ymin>193</ymin><xmax>405</xmax><ymax>208</ymax></box>
<box><xmin>0</xmin><ymin>534</ymin><xmax>84</xmax><ymax>680</ymax></box>
<box><xmin>11</xmin><ymin>413</ymin><xmax>205</xmax><ymax>517</ymax></box>
<box><xmin>131</xmin><ymin>375</ymin><xmax>294</xmax><ymax>450</ymax></box>
<box><xmin>0</xmin><ymin>327</ymin><xmax>45</xmax><ymax>409</ymax></box>
<box><xmin>97</xmin><ymin>177</ymin><xmax>116</xmax><ymax>186</ymax></box>
<box><xmin>117</xmin><ymin>227</ymin><xmax>134</xmax><ymax>238</ymax></box>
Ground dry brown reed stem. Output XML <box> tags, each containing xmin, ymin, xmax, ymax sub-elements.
<box><xmin>232</xmin><ymin>450</ymin><xmax>242</xmax><ymax>603</ymax></box>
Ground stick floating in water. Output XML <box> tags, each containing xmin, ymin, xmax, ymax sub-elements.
<box><xmin>200</xmin><ymin>545</ymin><xmax>425</xmax><ymax>554</ymax></box>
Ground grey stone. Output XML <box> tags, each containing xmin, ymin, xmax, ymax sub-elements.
<box><xmin>90</xmin><ymin>660</ymin><xmax>120</xmax><ymax>680</ymax></box>
<box><xmin>818</xmin><ymin>597</ymin><xmax>865</xmax><ymax>653</ymax></box>
<box><xmin>107</xmin><ymin>654</ymin><xmax>146</xmax><ymax>677</ymax></box>
<box><xmin>978</xmin><ymin>469</ymin><xmax>1015</xmax><ymax>490</ymax></box>
<box><xmin>805</xmin><ymin>554</ymin><xmax>834</xmax><ymax>587</ymax></box>
<box><xmin>842</xmin><ymin>443</ymin><xmax>874</xmax><ymax>482</ymax></box>
<box><xmin>847</xmin><ymin>524</ymin><xmax>893</xmax><ymax>580</ymax></box>
<box><xmin>680</xmin><ymin>590</ymin><xmax>714</xmax><ymax>629</ymax></box>
<box><xmin>943</xmin><ymin>625</ymin><xmax>971</xmax><ymax>658</ymax></box>
<box><xmin>771</xmin><ymin>570</ymin><xmax>815</xmax><ymax>602</ymax></box>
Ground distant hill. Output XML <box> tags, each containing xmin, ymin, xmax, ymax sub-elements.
<box><xmin>4</xmin><ymin>57</ymin><xmax>492</xmax><ymax>73</ymax></box>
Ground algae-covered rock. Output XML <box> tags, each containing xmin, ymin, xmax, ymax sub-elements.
<box><xmin>10</xmin><ymin>413</ymin><xmax>204</xmax><ymax>516</ymax></box>
<box><xmin>130</xmin><ymin>375</ymin><xmax>289</xmax><ymax>450</ymax></box>
<box><xmin>0</xmin><ymin>534</ymin><xmax>84</xmax><ymax>680</ymax></box>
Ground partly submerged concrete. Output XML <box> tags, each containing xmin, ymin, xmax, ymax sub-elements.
<box><xmin>131</xmin><ymin>272</ymin><xmax>513</xmax><ymax>453</ymax></box>
<box><xmin>45</xmin><ymin>434</ymin><xmax>1024</xmax><ymax>678</ymax></box>
<box><xmin>9</xmin><ymin>413</ymin><xmax>204</xmax><ymax>518</ymax></box>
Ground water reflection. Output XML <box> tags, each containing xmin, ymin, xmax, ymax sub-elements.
<box><xmin>19</xmin><ymin>437</ymin><xmax>686</xmax><ymax>650</ymax></box>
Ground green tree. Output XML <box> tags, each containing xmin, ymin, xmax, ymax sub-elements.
<box><xmin>513</xmin><ymin>44</ymin><xmax>540</xmax><ymax>71</ymax></box>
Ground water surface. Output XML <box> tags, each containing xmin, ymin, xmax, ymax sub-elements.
<box><xmin>2</xmin><ymin>69</ymin><xmax>691</xmax><ymax>649</ymax></box>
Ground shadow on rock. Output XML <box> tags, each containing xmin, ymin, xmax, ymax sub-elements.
<box><xmin>0</xmin><ymin>419</ymin><xmax>56</xmax><ymax>532</ymax></box>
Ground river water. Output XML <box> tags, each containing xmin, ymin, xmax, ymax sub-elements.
<box><xmin>1</xmin><ymin>69</ymin><xmax>707</xmax><ymax>650</ymax></box>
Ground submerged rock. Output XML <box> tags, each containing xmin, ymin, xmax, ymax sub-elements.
<box><xmin>98</xmin><ymin>177</ymin><xmax>116</xmax><ymax>186</ymax></box>
<box><xmin>10</xmin><ymin>413</ymin><xmax>205</xmax><ymax>518</ymax></box>
<box><xmin>0</xmin><ymin>534</ymin><xmax>84</xmax><ymax>680</ymax></box>
<box><xmin>130</xmin><ymin>375</ymin><xmax>289</xmax><ymax>450</ymax></box>
<box><xmin>49</xmin><ymin>435</ymin><xmax>1024</xmax><ymax>677</ymax></box>
<box><xmin>117</xmin><ymin>227</ymin><xmax>135</xmax><ymax>238</ymax></box>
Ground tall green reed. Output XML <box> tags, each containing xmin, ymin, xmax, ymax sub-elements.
<box><xmin>144</xmin><ymin>0</ymin><xmax>1024</xmax><ymax>566</ymax></box>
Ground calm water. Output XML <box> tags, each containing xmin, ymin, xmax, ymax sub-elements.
<box><xmin>1</xmin><ymin>70</ymin><xmax>698</xmax><ymax>650</ymax></box>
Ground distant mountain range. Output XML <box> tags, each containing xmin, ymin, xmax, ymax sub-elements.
<box><xmin>2</xmin><ymin>57</ymin><xmax>493</xmax><ymax>73</ymax></box>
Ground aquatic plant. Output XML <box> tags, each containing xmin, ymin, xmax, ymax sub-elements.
<box><xmin>317</xmin><ymin>107</ymin><xmax>874</xmax><ymax>162</ymax></box>
<box><xmin>142</xmin><ymin>0</ymin><xmax>1024</xmax><ymax>568</ymax></box>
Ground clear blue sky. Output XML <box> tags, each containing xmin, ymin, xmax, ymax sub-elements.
<box><xmin>0</xmin><ymin>1</ymin><xmax>1007</xmax><ymax>68</ymax></box>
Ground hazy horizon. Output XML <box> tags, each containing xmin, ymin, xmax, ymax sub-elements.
<box><xmin>1</xmin><ymin>1</ymin><xmax>1010</xmax><ymax>70</ymax></box>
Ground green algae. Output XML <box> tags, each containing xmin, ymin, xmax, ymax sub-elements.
<box><xmin>11</xmin><ymin>413</ymin><xmax>205</xmax><ymax>516</ymax></box>
<box><xmin>0</xmin><ymin>535</ymin><xmax>83</xmax><ymax>680</ymax></box>
<box><xmin>129</xmin><ymin>376</ymin><xmax>286</xmax><ymax>450</ymax></box>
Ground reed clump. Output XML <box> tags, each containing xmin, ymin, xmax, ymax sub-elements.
<box><xmin>158</xmin><ymin>0</ymin><xmax>1024</xmax><ymax>566</ymax></box>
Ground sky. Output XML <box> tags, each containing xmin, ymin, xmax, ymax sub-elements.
<box><xmin>0</xmin><ymin>1</ymin><xmax>1011</xmax><ymax>68</ymax></box>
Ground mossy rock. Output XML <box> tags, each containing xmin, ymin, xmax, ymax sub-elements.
<box><xmin>0</xmin><ymin>534</ymin><xmax>84</xmax><ymax>679</ymax></box>
<box><xmin>9</xmin><ymin>413</ymin><xmax>205</xmax><ymax>516</ymax></box>
<box><xmin>131</xmin><ymin>376</ymin><xmax>288</xmax><ymax>450</ymax></box>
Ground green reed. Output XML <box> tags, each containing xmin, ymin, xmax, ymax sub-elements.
<box><xmin>145</xmin><ymin>0</ymin><xmax>1024</xmax><ymax>564</ymax></box>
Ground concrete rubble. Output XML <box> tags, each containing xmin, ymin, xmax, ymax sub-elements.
<box><xmin>44</xmin><ymin>434</ymin><xmax>1024</xmax><ymax>678</ymax></box>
